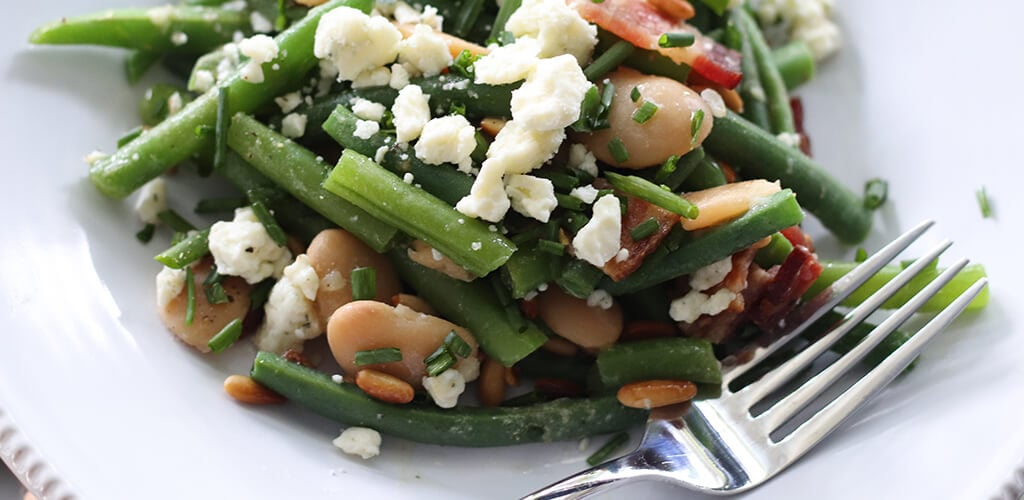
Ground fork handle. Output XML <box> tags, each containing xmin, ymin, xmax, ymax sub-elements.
<box><xmin>521</xmin><ymin>454</ymin><xmax>652</xmax><ymax>500</ymax></box>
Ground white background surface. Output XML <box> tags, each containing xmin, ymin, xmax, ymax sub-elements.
<box><xmin>2</xmin><ymin>1</ymin><xmax>1022</xmax><ymax>499</ymax></box>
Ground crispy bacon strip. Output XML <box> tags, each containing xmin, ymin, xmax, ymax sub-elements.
<box><xmin>568</xmin><ymin>0</ymin><xmax>742</xmax><ymax>88</ymax></box>
<box><xmin>597</xmin><ymin>183</ymin><xmax>680</xmax><ymax>281</ymax></box>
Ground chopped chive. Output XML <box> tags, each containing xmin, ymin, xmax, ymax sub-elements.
<box><xmin>202</xmin><ymin>265</ymin><xmax>230</xmax><ymax>305</ymax></box>
<box><xmin>630</xmin><ymin>217</ymin><xmax>660</xmax><ymax>241</ymax></box>
<box><xmin>249</xmin><ymin>278</ymin><xmax>275</xmax><ymax>312</ymax></box>
<box><xmin>630</xmin><ymin>86</ymin><xmax>641</xmax><ymax>102</ymax></box>
<box><xmin>443</xmin><ymin>330</ymin><xmax>472</xmax><ymax>358</ymax></box>
<box><xmin>654</xmin><ymin>155</ymin><xmax>680</xmax><ymax>183</ymax></box>
<box><xmin>207</xmin><ymin>318</ymin><xmax>243</xmax><ymax>353</ymax></box>
<box><xmin>214</xmin><ymin>86</ymin><xmax>230</xmax><ymax>171</ymax></box>
<box><xmin>690</xmin><ymin>109</ymin><xmax>705</xmax><ymax>144</ymax></box>
<box><xmin>631</xmin><ymin>101</ymin><xmax>660</xmax><ymax>124</ymax></box>
<box><xmin>157</xmin><ymin>209</ymin><xmax>197</xmax><ymax>233</ymax></box>
<box><xmin>855</xmin><ymin>247</ymin><xmax>868</xmax><ymax>262</ymax></box>
<box><xmin>537</xmin><ymin>239</ymin><xmax>566</xmax><ymax>256</ymax></box>
<box><xmin>863</xmin><ymin>178</ymin><xmax>888</xmax><ymax>210</ymax></box>
<box><xmin>583</xmin><ymin>40</ymin><xmax>635</xmax><ymax>81</ymax></box>
<box><xmin>354</xmin><ymin>347</ymin><xmax>403</xmax><ymax>366</ymax></box>
<box><xmin>599</xmin><ymin>79</ymin><xmax>615</xmax><ymax>110</ymax></box>
<box><xmin>249</xmin><ymin>200</ymin><xmax>289</xmax><ymax>247</ymax></box>
<box><xmin>451</xmin><ymin>49</ymin><xmax>479</xmax><ymax>78</ymax></box>
<box><xmin>350</xmin><ymin>266</ymin><xmax>377</xmax><ymax>301</ymax></box>
<box><xmin>976</xmin><ymin>186</ymin><xmax>992</xmax><ymax>218</ymax></box>
<box><xmin>117</xmin><ymin>126</ymin><xmax>145</xmax><ymax>148</ymax></box>
<box><xmin>184</xmin><ymin>266</ymin><xmax>196</xmax><ymax>327</ymax></box>
<box><xmin>608</xmin><ymin>137</ymin><xmax>630</xmax><ymax>163</ymax></box>
<box><xmin>424</xmin><ymin>346</ymin><xmax>457</xmax><ymax>376</ymax></box>
<box><xmin>136</xmin><ymin>223</ymin><xmax>156</xmax><ymax>243</ymax></box>
<box><xmin>586</xmin><ymin>432</ymin><xmax>630</xmax><ymax>466</ymax></box>
<box><xmin>170</xmin><ymin>231</ymin><xmax>188</xmax><ymax>246</ymax></box>
<box><xmin>275</xmin><ymin>0</ymin><xmax>288</xmax><ymax>31</ymax></box>
<box><xmin>658</xmin><ymin>32</ymin><xmax>696</xmax><ymax>48</ymax></box>
<box><xmin>195</xmin><ymin>196</ymin><xmax>247</xmax><ymax>214</ymax></box>
<box><xmin>489</xmin><ymin>0</ymin><xmax>521</xmax><ymax>40</ymax></box>
<box><xmin>555</xmin><ymin>193</ymin><xmax>585</xmax><ymax>211</ymax></box>
<box><xmin>604</xmin><ymin>171</ymin><xmax>699</xmax><ymax>219</ymax></box>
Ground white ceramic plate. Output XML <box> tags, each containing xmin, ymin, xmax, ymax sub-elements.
<box><xmin>2</xmin><ymin>1</ymin><xmax>1023</xmax><ymax>499</ymax></box>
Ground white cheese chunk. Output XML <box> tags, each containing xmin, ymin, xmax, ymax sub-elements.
<box><xmin>281</xmin><ymin>113</ymin><xmax>308</xmax><ymax>138</ymax></box>
<box><xmin>586</xmin><ymin>289</ymin><xmax>614</xmax><ymax>310</ymax></box>
<box><xmin>332</xmin><ymin>427</ymin><xmax>382</xmax><ymax>459</ymax></box>
<box><xmin>689</xmin><ymin>257</ymin><xmax>733</xmax><ymax>292</ymax></box>
<box><xmin>392</xmin><ymin>84</ymin><xmax>431</xmax><ymax>143</ymax></box>
<box><xmin>208</xmin><ymin>207</ymin><xmax>291</xmax><ymax>284</ymax></box>
<box><xmin>351</xmin><ymin>66</ymin><xmax>391</xmax><ymax>88</ymax></box>
<box><xmin>314</xmin><ymin>7</ymin><xmax>402</xmax><ymax>82</ymax></box>
<box><xmin>567</xmin><ymin>143</ymin><xmax>598</xmax><ymax>177</ymax></box>
<box><xmin>283</xmin><ymin>254</ymin><xmax>319</xmax><ymax>301</ymax></box>
<box><xmin>473</xmin><ymin>38</ymin><xmax>541</xmax><ymax>85</ymax></box>
<box><xmin>505</xmin><ymin>0</ymin><xmax>598</xmax><ymax>65</ymax></box>
<box><xmin>275</xmin><ymin>91</ymin><xmax>303</xmax><ymax>113</ymax></box>
<box><xmin>155</xmin><ymin>266</ymin><xmax>187</xmax><ymax>309</ymax></box>
<box><xmin>479</xmin><ymin>120</ymin><xmax>564</xmax><ymax>176</ymax></box>
<box><xmin>250</xmin><ymin>11</ymin><xmax>273</xmax><ymax>33</ymax></box>
<box><xmin>388</xmin><ymin>62</ymin><xmax>412</xmax><ymax>89</ymax></box>
<box><xmin>351</xmin><ymin>97</ymin><xmax>386</xmax><ymax>121</ymax></box>
<box><xmin>134</xmin><ymin>177</ymin><xmax>167</xmax><ymax>225</ymax></box>
<box><xmin>572</xmin><ymin>194</ymin><xmax>621</xmax><ymax>267</ymax></box>
<box><xmin>454</xmin><ymin>162</ymin><xmax>510</xmax><ymax>222</ymax></box>
<box><xmin>354</xmin><ymin>119</ymin><xmax>380</xmax><ymax>139</ymax></box>
<box><xmin>422</xmin><ymin>369</ymin><xmax>466</xmax><ymax>409</ymax></box>
<box><xmin>505</xmin><ymin>174</ymin><xmax>557</xmax><ymax>223</ymax></box>
<box><xmin>253</xmin><ymin>271</ymin><xmax>322</xmax><ymax>354</ymax></box>
<box><xmin>569</xmin><ymin>184</ymin><xmax>598</xmax><ymax>204</ymax></box>
<box><xmin>510</xmin><ymin>54</ymin><xmax>590</xmax><ymax>131</ymax></box>
<box><xmin>397</xmin><ymin>24</ymin><xmax>453</xmax><ymax>78</ymax></box>
<box><xmin>414</xmin><ymin>115</ymin><xmax>476</xmax><ymax>172</ymax></box>
<box><xmin>192</xmin><ymin>70</ymin><xmax>215</xmax><ymax>93</ymax></box>
<box><xmin>669</xmin><ymin>288</ymin><xmax>737</xmax><ymax>324</ymax></box>
<box><xmin>238</xmin><ymin>34</ymin><xmax>279</xmax><ymax>83</ymax></box>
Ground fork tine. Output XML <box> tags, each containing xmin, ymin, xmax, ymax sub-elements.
<box><xmin>723</xmin><ymin>220</ymin><xmax>935</xmax><ymax>384</ymax></box>
<box><xmin>776</xmin><ymin>277</ymin><xmax>987</xmax><ymax>462</ymax></box>
<box><xmin>753</xmin><ymin>253</ymin><xmax>966</xmax><ymax>432</ymax></box>
<box><xmin>734</xmin><ymin>238</ymin><xmax>953</xmax><ymax>408</ymax></box>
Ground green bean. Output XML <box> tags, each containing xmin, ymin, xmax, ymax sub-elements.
<box><xmin>680</xmin><ymin>157</ymin><xmax>727</xmax><ymax>191</ymax></box>
<box><xmin>556</xmin><ymin>258</ymin><xmax>605</xmax><ymax>299</ymax></box>
<box><xmin>226</xmin><ymin>113</ymin><xmax>399</xmax><ymax>253</ymax></box>
<box><xmin>803</xmin><ymin>311</ymin><xmax>918</xmax><ymax>372</ymax></box>
<box><xmin>804</xmin><ymin>261</ymin><xmax>989</xmax><ymax>312</ymax></box>
<box><xmin>604</xmin><ymin>172</ymin><xmax>698</xmax><ymax>218</ymax></box>
<box><xmin>29</xmin><ymin>6</ymin><xmax>249</xmax><ymax>54</ymax></box>
<box><xmin>187</xmin><ymin>45</ymin><xmax>232</xmax><ymax>93</ymax></box>
<box><xmin>703</xmin><ymin>111</ymin><xmax>873</xmax><ymax>243</ymax></box>
<box><xmin>489</xmin><ymin>0</ymin><xmax>521</xmax><ymax>40</ymax></box>
<box><xmin>753</xmin><ymin>232</ymin><xmax>794</xmax><ymax>268</ymax></box>
<box><xmin>596</xmin><ymin>338</ymin><xmax>722</xmax><ymax>388</ymax></box>
<box><xmin>88</xmin><ymin>0</ymin><xmax>372</xmax><ymax>200</ymax></box>
<box><xmin>391</xmin><ymin>252</ymin><xmax>548</xmax><ymax>366</ymax></box>
<box><xmin>602</xmin><ymin>190</ymin><xmax>804</xmax><ymax>295</ymax></box>
<box><xmin>728</xmin><ymin>8</ymin><xmax>770</xmax><ymax>130</ymax></box>
<box><xmin>321</xmin><ymin>106</ymin><xmax>473</xmax><ymax>205</ymax></box>
<box><xmin>772</xmin><ymin>41</ymin><xmax>816</xmax><ymax>91</ymax></box>
<box><xmin>125</xmin><ymin>50</ymin><xmax>161</xmax><ymax>84</ymax></box>
<box><xmin>597</xmin><ymin>31</ymin><xmax>691</xmax><ymax>83</ymax></box>
<box><xmin>250</xmin><ymin>351</ymin><xmax>646</xmax><ymax>446</ymax></box>
<box><xmin>735</xmin><ymin>8</ymin><xmax>794</xmax><ymax>135</ymax></box>
<box><xmin>155</xmin><ymin>229</ymin><xmax>210</xmax><ymax>269</ymax></box>
<box><xmin>584</xmin><ymin>40</ymin><xmax>635</xmax><ymax>81</ymax></box>
<box><xmin>327</xmin><ymin>149</ymin><xmax>516</xmax><ymax>276</ymax></box>
<box><xmin>501</xmin><ymin>245</ymin><xmax>561</xmax><ymax>299</ymax></box>
<box><xmin>451</xmin><ymin>0</ymin><xmax>486</xmax><ymax>38</ymax></box>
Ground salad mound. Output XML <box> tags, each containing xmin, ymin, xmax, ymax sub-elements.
<box><xmin>30</xmin><ymin>0</ymin><xmax>988</xmax><ymax>466</ymax></box>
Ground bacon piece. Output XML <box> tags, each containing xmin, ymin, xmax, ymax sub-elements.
<box><xmin>568</xmin><ymin>0</ymin><xmax>742</xmax><ymax>88</ymax></box>
<box><xmin>601</xmin><ymin>189</ymin><xmax>680</xmax><ymax>281</ymax></box>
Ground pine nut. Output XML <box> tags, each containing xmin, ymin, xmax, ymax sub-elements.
<box><xmin>616</xmin><ymin>380</ymin><xmax>698</xmax><ymax>409</ymax></box>
<box><xmin>223</xmin><ymin>375</ymin><xmax>286</xmax><ymax>405</ymax></box>
<box><xmin>478</xmin><ymin>357</ymin><xmax>506</xmax><ymax>407</ymax></box>
<box><xmin>355</xmin><ymin>369</ymin><xmax>415</xmax><ymax>404</ymax></box>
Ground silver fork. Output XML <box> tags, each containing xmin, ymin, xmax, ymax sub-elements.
<box><xmin>524</xmin><ymin>220</ymin><xmax>988</xmax><ymax>499</ymax></box>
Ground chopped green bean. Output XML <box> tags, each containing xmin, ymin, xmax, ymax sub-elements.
<box><xmin>584</xmin><ymin>40</ymin><xmax>635</xmax><ymax>81</ymax></box>
<box><xmin>804</xmin><ymin>260</ymin><xmax>989</xmax><ymax>312</ymax></box>
<box><xmin>350</xmin><ymin>267</ymin><xmax>377</xmax><ymax>301</ymax></box>
<box><xmin>354</xmin><ymin>347</ymin><xmax>403</xmax><ymax>366</ymax></box>
<box><xmin>596</xmin><ymin>337</ymin><xmax>722</xmax><ymax>388</ymax></box>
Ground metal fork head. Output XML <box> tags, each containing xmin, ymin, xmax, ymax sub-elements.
<box><xmin>524</xmin><ymin>221</ymin><xmax>988</xmax><ymax>499</ymax></box>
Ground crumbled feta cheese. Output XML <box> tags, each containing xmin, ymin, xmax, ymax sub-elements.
<box><xmin>333</xmin><ymin>427</ymin><xmax>381</xmax><ymax>459</ymax></box>
<box><xmin>505</xmin><ymin>174</ymin><xmax>557</xmax><ymax>223</ymax></box>
<box><xmin>570</xmin><ymin>184</ymin><xmax>599</xmax><ymax>204</ymax></box>
<box><xmin>455</xmin><ymin>163</ymin><xmax>511</xmax><ymax>222</ymax></box>
<box><xmin>389</xmin><ymin>62</ymin><xmax>412</xmax><ymax>89</ymax></box>
<box><xmin>170</xmin><ymin>31</ymin><xmax>188</xmax><ymax>47</ymax></box>
<box><xmin>567</xmin><ymin>143</ymin><xmax>598</xmax><ymax>177</ymax></box>
<box><xmin>351</xmin><ymin>98</ymin><xmax>386</xmax><ymax>121</ymax></box>
<box><xmin>192</xmin><ymin>70</ymin><xmax>215</xmax><ymax>93</ymax></box>
<box><xmin>586</xmin><ymin>289</ymin><xmax>614</xmax><ymax>310</ymax></box>
<box><xmin>414</xmin><ymin>115</ymin><xmax>476</xmax><ymax>172</ymax></box>
<box><xmin>482</xmin><ymin>120</ymin><xmax>565</xmax><ymax>176</ymax></box>
<box><xmin>777</xmin><ymin>132</ymin><xmax>802</xmax><ymax>148</ymax></box>
<box><xmin>314</xmin><ymin>7</ymin><xmax>402</xmax><ymax>82</ymax></box>
<box><xmin>614</xmin><ymin>248</ymin><xmax>630</xmax><ymax>263</ymax></box>
<box><xmin>283</xmin><ymin>254</ymin><xmax>319</xmax><ymax>301</ymax></box>
<box><xmin>215</xmin><ymin>43</ymin><xmax>242</xmax><ymax>82</ymax></box>
<box><xmin>155</xmin><ymin>266</ymin><xmax>187</xmax><ymax>309</ymax></box>
<box><xmin>419</xmin><ymin>5</ymin><xmax>444</xmax><ymax>31</ymax></box>
<box><xmin>455</xmin><ymin>355</ymin><xmax>480</xmax><ymax>382</ymax></box>
<box><xmin>392</xmin><ymin>1</ymin><xmax>422</xmax><ymax>25</ymax></box>
<box><xmin>250</xmin><ymin>11</ymin><xmax>273</xmax><ymax>33</ymax></box>
<box><xmin>134</xmin><ymin>177</ymin><xmax>167</xmax><ymax>225</ymax></box>
<box><xmin>403</xmin><ymin>172</ymin><xmax>415</xmax><ymax>184</ymax></box>
<box><xmin>572</xmin><ymin>194</ymin><xmax>622</xmax><ymax>267</ymax></box>
<box><xmin>689</xmin><ymin>257</ymin><xmax>733</xmax><ymax>292</ymax></box>
<box><xmin>753</xmin><ymin>0</ymin><xmax>841</xmax><ymax>60</ymax></box>
<box><xmin>374</xmin><ymin>145</ymin><xmax>389</xmax><ymax>164</ymax></box>
<box><xmin>253</xmin><ymin>272</ymin><xmax>322</xmax><ymax>353</ymax></box>
<box><xmin>510</xmin><ymin>55</ymin><xmax>590</xmax><ymax>131</ymax></box>
<box><xmin>422</xmin><ymin>369</ymin><xmax>466</xmax><ymax>409</ymax></box>
<box><xmin>208</xmin><ymin>207</ymin><xmax>291</xmax><ymax>284</ymax></box>
<box><xmin>275</xmin><ymin>92</ymin><xmax>303</xmax><ymax>113</ymax></box>
<box><xmin>331</xmin><ymin>374</ymin><xmax>345</xmax><ymax>384</ymax></box>
<box><xmin>473</xmin><ymin>37</ymin><xmax>541</xmax><ymax>85</ymax></box>
<box><xmin>700</xmin><ymin>88</ymin><xmax>728</xmax><ymax>118</ymax></box>
<box><xmin>354</xmin><ymin>119</ymin><xmax>381</xmax><ymax>139</ymax></box>
<box><xmin>669</xmin><ymin>288</ymin><xmax>737</xmax><ymax>324</ymax></box>
<box><xmin>238</xmin><ymin>34</ymin><xmax>279</xmax><ymax>83</ymax></box>
<box><xmin>397</xmin><ymin>24</ymin><xmax>453</xmax><ymax>77</ymax></box>
<box><xmin>351</xmin><ymin>66</ymin><xmax>391</xmax><ymax>88</ymax></box>
<box><xmin>281</xmin><ymin>113</ymin><xmax>308</xmax><ymax>138</ymax></box>
<box><xmin>505</xmin><ymin>0</ymin><xmax>598</xmax><ymax>65</ymax></box>
<box><xmin>392</xmin><ymin>84</ymin><xmax>431</xmax><ymax>143</ymax></box>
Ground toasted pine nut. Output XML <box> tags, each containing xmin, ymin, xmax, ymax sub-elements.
<box><xmin>390</xmin><ymin>293</ymin><xmax>437</xmax><ymax>315</ymax></box>
<box><xmin>622</xmin><ymin>321</ymin><xmax>678</xmax><ymax>342</ymax></box>
<box><xmin>356</xmin><ymin>369</ymin><xmax>415</xmax><ymax>404</ymax></box>
<box><xmin>282</xmin><ymin>348</ymin><xmax>316</xmax><ymax>368</ymax></box>
<box><xmin>224</xmin><ymin>375</ymin><xmax>286</xmax><ymax>405</ymax></box>
<box><xmin>504</xmin><ymin>366</ymin><xmax>520</xmax><ymax>386</ymax></box>
<box><xmin>478</xmin><ymin>357</ymin><xmax>506</xmax><ymax>407</ymax></box>
<box><xmin>649</xmin><ymin>0</ymin><xmax>696</xmax><ymax>21</ymax></box>
<box><xmin>479</xmin><ymin>117</ymin><xmax>508</xmax><ymax>137</ymax></box>
<box><xmin>616</xmin><ymin>380</ymin><xmax>698</xmax><ymax>409</ymax></box>
<box><xmin>542</xmin><ymin>336</ymin><xmax>579</xmax><ymax>357</ymax></box>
